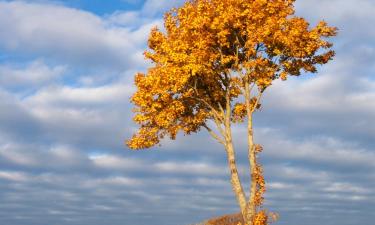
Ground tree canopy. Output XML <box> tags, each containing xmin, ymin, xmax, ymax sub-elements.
<box><xmin>127</xmin><ymin>0</ymin><xmax>336</xmax><ymax>150</ymax></box>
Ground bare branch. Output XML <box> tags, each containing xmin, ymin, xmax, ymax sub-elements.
<box><xmin>190</xmin><ymin>80</ymin><xmax>227</xmax><ymax>137</ymax></box>
<box><xmin>224</xmin><ymin>85</ymin><xmax>232</xmax><ymax>141</ymax></box>
<box><xmin>218</xmin><ymin>102</ymin><xmax>225</xmax><ymax>116</ymax></box>
<box><xmin>203</xmin><ymin>124</ymin><xmax>225</xmax><ymax>145</ymax></box>
<box><xmin>251</xmin><ymin>89</ymin><xmax>263</xmax><ymax>113</ymax></box>
<box><xmin>192</xmin><ymin>79</ymin><xmax>224</xmax><ymax>123</ymax></box>
<box><xmin>212</xmin><ymin>114</ymin><xmax>226</xmax><ymax>137</ymax></box>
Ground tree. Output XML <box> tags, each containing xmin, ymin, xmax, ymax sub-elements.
<box><xmin>126</xmin><ymin>0</ymin><xmax>337</xmax><ymax>224</ymax></box>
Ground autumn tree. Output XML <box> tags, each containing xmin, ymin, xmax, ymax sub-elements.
<box><xmin>126</xmin><ymin>0</ymin><xmax>337</xmax><ymax>224</ymax></box>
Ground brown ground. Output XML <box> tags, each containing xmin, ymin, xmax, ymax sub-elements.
<box><xmin>196</xmin><ymin>213</ymin><xmax>244</xmax><ymax>225</ymax></box>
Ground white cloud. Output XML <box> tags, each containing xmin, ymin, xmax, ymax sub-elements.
<box><xmin>268</xmin><ymin>182</ymin><xmax>295</xmax><ymax>190</ymax></box>
<box><xmin>265</xmin><ymin>73</ymin><xmax>375</xmax><ymax>115</ymax></box>
<box><xmin>0</xmin><ymin>171</ymin><xmax>28</xmax><ymax>182</ymax></box>
<box><xmin>90</xmin><ymin>154</ymin><xmax>144</xmax><ymax>170</ymax></box>
<box><xmin>155</xmin><ymin>161</ymin><xmax>225</xmax><ymax>176</ymax></box>
<box><xmin>91</xmin><ymin>153</ymin><xmax>228</xmax><ymax>177</ymax></box>
<box><xmin>259</xmin><ymin>133</ymin><xmax>375</xmax><ymax>168</ymax></box>
<box><xmin>106</xmin><ymin>10</ymin><xmax>142</xmax><ymax>26</ymax></box>
<box><xmin>0</xmin><ymin>89</ymin><xmax>41</xmax><ymax>140</ymax></box>
<box><xmin>268</xmin><ymin>164</ymin><xmax>331</xmax><ymax>181</ymax></box>
<box><xmin>296</xmin><ymin>0</ymin><xmax>375</xmax><ymax>24</ymax></box>
<box><xmin>257</xmin><ymin>66</ymin><xmax>375</xmax><ymax>145</ymax></box>
<box><xmin>83</xmin><ymin>176</ymin><xmax>143</xmax><ymax>187</ymax></box>
<box><xmin>323</xmin><ymin>182</ymin><xmax>371</xmax><ymax>194</ymax></box>
<box><xmin>0</xmin><ymin>60</ymin><xmax>65</xmax><ymax>88</ymax></box>
<box><xmin>16</xmin><ymin>82</ymin><xmax>134</xmax><ymax>149</ymax></box>
<box><xmin>0</xmin><ymin>1</ymin><xmax>158</xmax><ymax>70</ymax></box>
<box><xmin>0</xmin><ymin>142</ymin><xmax>92</xmax><ymax>170</ymax></box>
<box><xmin>0</xmin><ymin>143</ymin><xmax>38</xmax><ymax>167</ymax></box>
<box><xmin>25</xmin><ymin>83</ymin><xmax>133</xmax><ymax>107</ymax></box>
<box><xmin>141</xmin><ymin>0</ymin><xmax>185</xmax><ymax>16</ymax></box>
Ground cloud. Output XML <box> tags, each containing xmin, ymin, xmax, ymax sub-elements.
<box><xmin>154</xmin><ymin>161</ymin><xmax>225</xmax><ymax>176</ymax></box>
<box><xmin>0</xmin><ymin>60</ymin><xmax>65</xmax><ymax>89</ymax></box>
<box><xmin>262</xmin><ymin>134</ymin><xmax>375</xmax><ymax>169</ymax></box>
<box><xmin>296</xmin><ymin>0</ymin><xmax>375</xmax><ymax>25</ymax></box>
<box><xmin>21</xmin><ymin>83</ymin><xmax>133</xmax><ymax>150</ymax></box>
<box><xmin>0</xmin><ymin>1</ymin><xmax>158</xmax><ymax>71</ymax></box>
<box><xmin>141</xmin><ymin>0</ymin><xmax>185</xmax><ymax>16</ymax></box>
<box><xmin>25</xmin><ymin>83</ymin><xmax>133</xmax><ymax>106</ymax></box>
<box><xmin>90</xmin><ymin>153</ymin><xmax>144</xmax><ymax>170</ymax></box>
<box><xmin>257</xmin><ymin>69</ymin><xmax>375</xmax><ymax>147</ymax></box>
<box><xmin>0</xmin><ymin>90</ymin><xmax>42</xmax><ymax>141</ymax></box>
<box><xmin>0</xmin><ymin>171</ymin><xmax>28</xmax><ymax>182</ymax></box>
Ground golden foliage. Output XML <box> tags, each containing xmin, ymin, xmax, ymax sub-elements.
<box><xmin>232</xmin><ymin>103</ymin><xmax>247</xmax><ymax>122</ymax></box>
<box><xmin>127</xmin><ymin>0</ymin><xmax>336</xmax><ymax>149</ymax></box>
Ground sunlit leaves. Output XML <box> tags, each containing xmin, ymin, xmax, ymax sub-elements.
<box><xmin>127</xmin><ymin>0</ymin><xmax>336</xmax><ymax>151</ymax></box>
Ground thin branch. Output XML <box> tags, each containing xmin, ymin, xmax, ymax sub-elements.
<box><xmin>224</xmin><ymin>84</ymin><xmax>232</xmax><ymax>140</ymax></box>
<box><xmin>218</xmin><ymin>102</ymin><xmax>225</xmax><ymax>116</ymax></box>
<box><xmin>190</xmin><ymin>78</ymin><xmax>226</xmax><ymax>137</ymax></box>
<box><xmin>244</xmin><ymin>80</ymin><xmax>252</xmax><ymax>119</ymax></box>
<box><xmin>192</xmin><ymin>79</ymin><xmax>223</xmax><ymax>123</ymax></box>
<box><xmin>188</xmin><ymin>95</ymin><xmax>226</xmax><ymax>137</ymax></box>
<box><xmin>211</xmin><ymin>111</ymin><xmax>226</xmax><ymax>137</ymax></box>
<box><xmin>251</xmin><ymin>89</ymin><xmax>263</xmax><ymax>113</ymax></box>
<box><xmin>203</xmin><ymin>124</ymin><xmax>225</xmax><ymax>145</ymax></box>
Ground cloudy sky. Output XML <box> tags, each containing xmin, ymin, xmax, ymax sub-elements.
<box><xmin>0</xmin><ymin>0</ymin><xmax>374</xmax><ymax>225</ymax></box>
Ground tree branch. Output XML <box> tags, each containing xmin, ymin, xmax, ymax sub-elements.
<box><xmin>192</xmin><ymin>78</ymin><xmax>224</xmax><ymax>123</ymax></box>
<box><xmin>251</xmin><ymin>90</ymin><xmax>263</xmax><ymax>113</ymax></box>
<box><xmin>189</xmin><ymin>95</ymin><xmax>226</xmax><ymax>137</ymax></box>
<box><xmin>203</xmin><ymin>124</ymin><xmax>225</xmax><ymax>145</ymax></box>
<box><xmin>224</xmin><ymin>84</ymin><xmax>232</xmax><ymax>141</ymax></box>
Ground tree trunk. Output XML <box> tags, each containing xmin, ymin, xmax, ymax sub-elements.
<box><xmin>245</xmin><ymin>114</ymin><xmax>257</xmax><ymax>223</ymax></box>
<box><xmin>243</xmin><ymin>82</ymin><xmax>259</xmax><ymax>224</ymax></box>
<box><xmin>223</xmin><ymin>86</ymin><xmax>248</xmax><ymax>222</ymax></box>
<box><xmin>225</xmin><ymin>140</ymin><xmax>247</xmax><ymax>218</ymax></box>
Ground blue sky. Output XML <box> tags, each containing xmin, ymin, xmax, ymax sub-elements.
<box><xmin>0</xmin><ymin>0</ymin><xmax>374</xmax><ymax>225</ymax></box>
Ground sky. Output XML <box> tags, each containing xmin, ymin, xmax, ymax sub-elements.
<box><xmin>0</xmin><ymin>0</ymin><xmax>374</xmax><ymax>225</ymax></box>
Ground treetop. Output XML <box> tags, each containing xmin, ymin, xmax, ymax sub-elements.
<box><xmin>127</xmin><ymin>0</ymin><xmax>337</xmax><ymax>149</ymax></box>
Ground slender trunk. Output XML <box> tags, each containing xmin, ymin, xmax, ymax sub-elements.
<box><xmin>245</xmin><ymin>114</ymin><xmax>257</xmax><ymax>222</ymax></box>
<box><xmin>244</xmin><ymin>82</ymin><xmax>257</xmax><ymax>223</ymax></box>
<box><xmin>225</xmin><ymin>140</ymin><xmax>247</xmax><ymax>217</ymax></box>
<box><xmin>223</xmin><ymin>83</ymin><xmax>248</xmax><ymax>222</ymax></box>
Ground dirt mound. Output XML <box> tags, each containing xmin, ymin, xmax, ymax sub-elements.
<box><xmin>200</xmin><ymin>213</ymin><xmax>243</xmax><ymax>225</ymax></box>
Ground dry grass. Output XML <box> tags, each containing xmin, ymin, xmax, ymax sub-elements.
<box><xmin>194</xmin><ymin>213</ymin><xmax>244</xmax><ymax>225</ymax></box>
